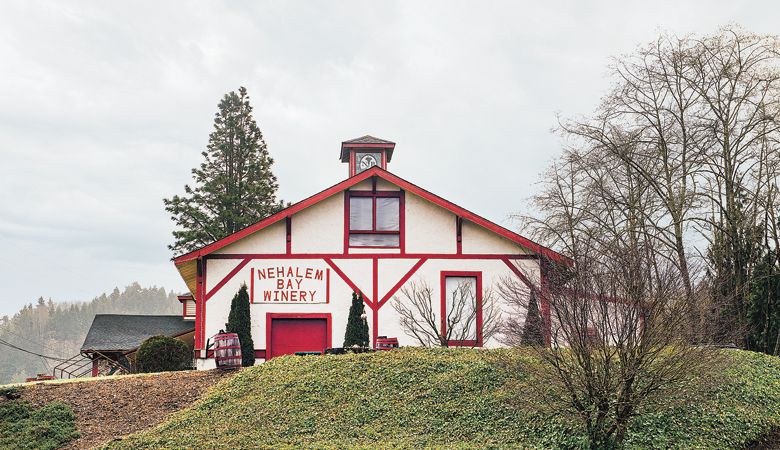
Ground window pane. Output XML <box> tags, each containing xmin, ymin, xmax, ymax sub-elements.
<box><xmin>349</xmin><ymin>197</ymin><xmax>373</xmax><ymax>230</ymax></box>
<box><xmin>444</xmin><ymin>276</ymin><xmax>477</xmax><ymax>341</ymax></box>
<box><xmin>376</xmin><ymin>197</ymin><xmax>400</xmax><ymax>231</ymax></box>
<box><xmin>349</xmin><ymin>233</ymin><xmax>399</xmax><ymax>247</ymax></box>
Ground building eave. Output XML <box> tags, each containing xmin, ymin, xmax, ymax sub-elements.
<box><xmin>172</xmin><ymin>166</ymin><xmax>571</xmax><ymax>294</ymax></box>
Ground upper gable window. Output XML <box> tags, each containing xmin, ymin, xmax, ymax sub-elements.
<box><xmin>347</xmin><ymin>191</ymin><xmax>402</xmax><ymax>248</ymax></box>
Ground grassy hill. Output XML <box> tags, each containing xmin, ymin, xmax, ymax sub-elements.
<box><xmin>104</xmin><ymin>348</ymin><xmax>780</xmax><ymax>449</ymax></box>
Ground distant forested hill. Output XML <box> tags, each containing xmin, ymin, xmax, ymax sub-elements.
<box><xmin>0</xmin><ymin>283</ymin><xmax>181</xmax><ymax>384</ymax></box>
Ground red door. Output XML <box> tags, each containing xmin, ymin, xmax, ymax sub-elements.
<box><xmin>269</xmin><ymin>318</ymin><xmax>329</xmax><ymax>358</ymax></box>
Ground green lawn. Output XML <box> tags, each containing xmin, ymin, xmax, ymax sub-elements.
<box><xmin>104</xmin><ymin>348</ymin><xmax>780</xmax><ymax>449</ymax></box>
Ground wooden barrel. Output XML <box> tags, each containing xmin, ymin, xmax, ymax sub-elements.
<box><xmin>213</xmin><ymin>332</ymin><xmax>242</xmax><ymax>369</ymax></box>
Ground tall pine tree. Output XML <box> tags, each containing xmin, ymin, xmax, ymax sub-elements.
<box><xmin>226</xmin><ymin>285</ymin><xmax>255</xmax><ymax>367</ymax></box>
<box><xmin>164</xmin><ymin>86</ymin><xmax>283</xmax><ymax>254</ymax></box>
<box><xmin>343</xmin><ymin>292</ymin><xmax>369</xmax><ymax>347</ymax></box>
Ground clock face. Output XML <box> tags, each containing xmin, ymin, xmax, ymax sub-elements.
<box><xmin>357</xmin><ymin>153</ymin><xmax>379</xmax><ymax>172</ymax></box>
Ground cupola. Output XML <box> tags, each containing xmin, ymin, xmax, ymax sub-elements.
<box><xmin>340</xmin><ymin>135</ymin><xmax>395</xmax><ymax>176</ymax></box>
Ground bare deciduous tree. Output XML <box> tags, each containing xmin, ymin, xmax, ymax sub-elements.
<box><xmin>499</xmin><ymin>29</ymin><xmax>780</xmax><ymax>447</ymax></box>
<box><xmin>391</xmin><ymin>279</ymin><xmax>502</xmax><ymax>347</ymax></box>
<box><xmin>529</xmin><ymin>26</ymin><xmax>780</xmax><ymax>349</ymax></box>
<box><xmin>501</xmin><ymin>245</ymin><xmax>722</xmax><ymax>449</ymax></box>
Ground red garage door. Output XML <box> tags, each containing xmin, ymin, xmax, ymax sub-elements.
<box><xmin>269</xmin><ymin>317</ymin><xmax>329</xmax><ymax>358</ymax></box>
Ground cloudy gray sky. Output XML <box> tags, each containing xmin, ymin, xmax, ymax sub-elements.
<box><xmin>0</xmin><ymin>1</ymin><xmax>776</xmax><ymax>315</ymax></box>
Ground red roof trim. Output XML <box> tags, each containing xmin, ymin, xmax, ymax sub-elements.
<box><xmin>342</xmin><ymin>143</ymin><xmax>395</xmax><ymax>148</ymax></box>
<box><xmin>375</xmin><ymin>169</ymin><xmax>570</xmax><ymax>264</ymax></box>
<box><xmin>173</xmin><ymin>166</ymin><xmax>570</xmax><ymax>265</ymax></box>
<box><xmin>173</xmin><ymin>169</ymin><xmax>379</xmax><ymax>264</ymax></box>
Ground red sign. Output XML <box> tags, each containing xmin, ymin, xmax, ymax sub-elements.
<box><xmin>250</xmin><ymin>263</ymin><xmax>330</xmax><ymax>304</ymax></box>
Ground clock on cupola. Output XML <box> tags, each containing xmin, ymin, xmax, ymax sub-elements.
<box><xmin>340</xmin><ymin>135</ymin><xmax>396</xmax><ymax>177</ymax></box>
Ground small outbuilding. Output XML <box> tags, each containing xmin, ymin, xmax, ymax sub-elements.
<box><xmin>80</xmin><ymin>314</ymin><xmax>195</xmax><ymax>376</ymax></box>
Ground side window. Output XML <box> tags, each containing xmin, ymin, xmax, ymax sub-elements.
<box><xmin>441</xmin><ymin>272</ymin><xmax>482</xmax><ymax>347</ymax></box>
<box><xmin>347</xmin><ymin>192</ymin><xmax>401</xmax><ymax>247</ymax></box>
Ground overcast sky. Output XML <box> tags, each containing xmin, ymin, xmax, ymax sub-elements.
<box><xmin>0</xmin><ymin>1</ymin><xmax>777</xmax><ymax>315</ymax></box>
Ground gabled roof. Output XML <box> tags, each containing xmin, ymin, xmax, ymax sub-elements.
<box><xmin>340</xmin><ymin>135</ymin><xmax>396</xmax><ymax>162</ymax></box>
<box><xmin>343</xmin><ymin>135</ymin><xmax>395</xmax><ymax>145</ymax></box>
<box><xmin>173</xmin><ymin>166</ymin><xmax>569</xmax><ymax>266</ymax></box>
<box><xmin>81</xmin><ymin>314</ymin><xmax>194</xmax><ymax>353</ymax></box>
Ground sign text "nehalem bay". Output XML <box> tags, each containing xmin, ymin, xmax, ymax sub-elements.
<box><xmin>255</xmin><ymin>265</ymin><xmax>326</xmax><ymax>302</ymax></box>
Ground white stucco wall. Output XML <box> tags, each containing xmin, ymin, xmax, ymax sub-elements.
<box><xmin>404</xmin><ymin>192</ymin><xmax>457</xmax><ymax>253</ymax></box>
<box><xmin>194</xmin><ymin>175</ymin><xmax>544</xmax><ymax>365</ymax></box>
<box><xmin>376</xmin><ymin>258</ymin><xmax>538</xmax><ymax>347</ymax></box>
<box><xmin>214</xmin><ymin>220</ymin><xmax>286</xmax><ymax>254</ymax></box>
<box><xmin>291</xmin><ymin>193</ymin><xmax>343</xmax><ymax>253</ymax></box>
<box><xmin>202</xmin><ymin>255</ymin><xmax>539</xmax><ymax>360</ymax></box>
<box><xmin>461</xmin><ymin>220</ymin><xmax>529</xmax><ymax>255</ymax></box>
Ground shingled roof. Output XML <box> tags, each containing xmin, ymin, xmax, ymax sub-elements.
<box><xmin>340</xmin><ymin>135</ymin><xmax>396</xmax><ymax>162</ymax></box>
<box><xmin>81</xmin><ymin>314</ymin><xmax>194</xmax><ymax>353</ymax></box>
<box><xmin>342</xmin><ymin>135</ymin><xmax>395</xmax><ymax>145</ymax></box>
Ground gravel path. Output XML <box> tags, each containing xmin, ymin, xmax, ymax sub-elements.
<box><xmin>20</xmin><ymin>369</ymin><xmax>233</xmax><ymax>449</ymax></box>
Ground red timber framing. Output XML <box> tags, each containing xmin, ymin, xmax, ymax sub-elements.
<box><xmin>285</xmin><ymin>216</ymin><xmax>292</xmax><ymax>254</ymax></box>
<box><xmin>173</xmin><ymin>166</ymin><xmax>568</xmax><ymax>265</ymax></box>
<box><xmin>456</xmin><ymin>216</ymin><xmax>463</xmax><ymax>254</ymax></box>
<box><xmin>324</xmin><ymin>256</ymin><xmax>429</xmax><ymax>348</ymax></box>
<box><xmin>440</xmin><ymin>271</ymin><xmax>483</xmax><ymax>347</ymax></box>
<box><xmin>179</xmin><ymin>166</ymin><xmax>567</xmax><ymax>351</ymax></box>
<box><xmin>195</xmin><ymin>260</ymin><xmax>205</xmax><ymax>349</ymax></box>
<box><xmin>204</xmin><ymin>258</ymin><xmax>251</xmax><ymax>301</ymax></box>
<box><xmin>192</xmin><ymin>253</ymin><xmax>548</xmax><ymax>351</ymax></box>
<box><xmin>195</xmin><ymin>253</ymin><xmax>549</xmax><ymax>349</ymax></box>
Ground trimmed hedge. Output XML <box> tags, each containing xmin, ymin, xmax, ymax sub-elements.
<box><xmin>0</xmin><ymin>400</ymin><xmax>79</xmax><ymax>450</ymax></box>
<box><xmin>135</xmin><ymin>335</ymin><xmax>192</xmax><ymax>373</ymax></box>
<box><xmin>106</xmin><ymin>348</ymin><xmax>780</xmax><ymax>449</ymax></box>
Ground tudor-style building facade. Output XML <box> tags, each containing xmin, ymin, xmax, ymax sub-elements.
<box><xmin>173</xmin><ymin>136</ymin><xmax>567</xmax><ymax>369</ymax></box>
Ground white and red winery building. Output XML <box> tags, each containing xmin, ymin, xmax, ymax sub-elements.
<box><xmin>173</xmin><ymin>136</ymin><xmax>567</xmax><ymax>369</ymax></box>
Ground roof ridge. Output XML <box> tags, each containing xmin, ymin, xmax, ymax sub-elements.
<box><xmin>172</xmin><ymin>166</ymin><xmax>569</xmax><ymax>265</ymax></box>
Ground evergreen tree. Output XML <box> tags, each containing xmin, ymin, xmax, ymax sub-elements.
<box><xmin>164</xmin><ymin>86</ymin><xmax>284</xmax><ymax>254</ymax></box>
<box><xmin>747</xmin><ymin>252</ymin><xmax>780</xmax><ymax>355</ymax></box>
<box><xmin>343</xmin><ymin>292</ymin><xmax>369</xmax><ymax>347</ymax></box>
<box><xmin>0</xmin><ymin>283</ymin><xmax>180</xmax><ymax>384</ymax></box>
<box><xmin>226</xmin><ymin>285</ymin><xmax>255</xmax><ymax>366</ymax></box>
<box><xmin>707</xmin><ymin>208</ymin><xmax>765</xmax><ymax>346</ymax></box>
<box><xmin>521</xmin><ymin>290</ymin><xmax>545</xmax><ymax>346</ymax></box>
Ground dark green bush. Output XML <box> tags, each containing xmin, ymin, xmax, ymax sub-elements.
<box><xmin>226</xmin><ymin>285</ymin><xmax>255</xmax><ymax>367</ymax></box>
<box><xmin>0</xmin><ymin>401</ymin><xmax>79</xmax><ymax>450</ymax></box>
<box><xmin>343</xmin><ymin>291</ymin><xmax>369</xmax><ymax>347</ymax></box>
<box><xmin>0</xmin><ymin>386</ymin><xmax>21</xmax><ymax>400</ymax></box>
<box><xmin>135</xmin><ymin>335</ymin><xmax>192</xmax><ymax>373</ymax></box>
